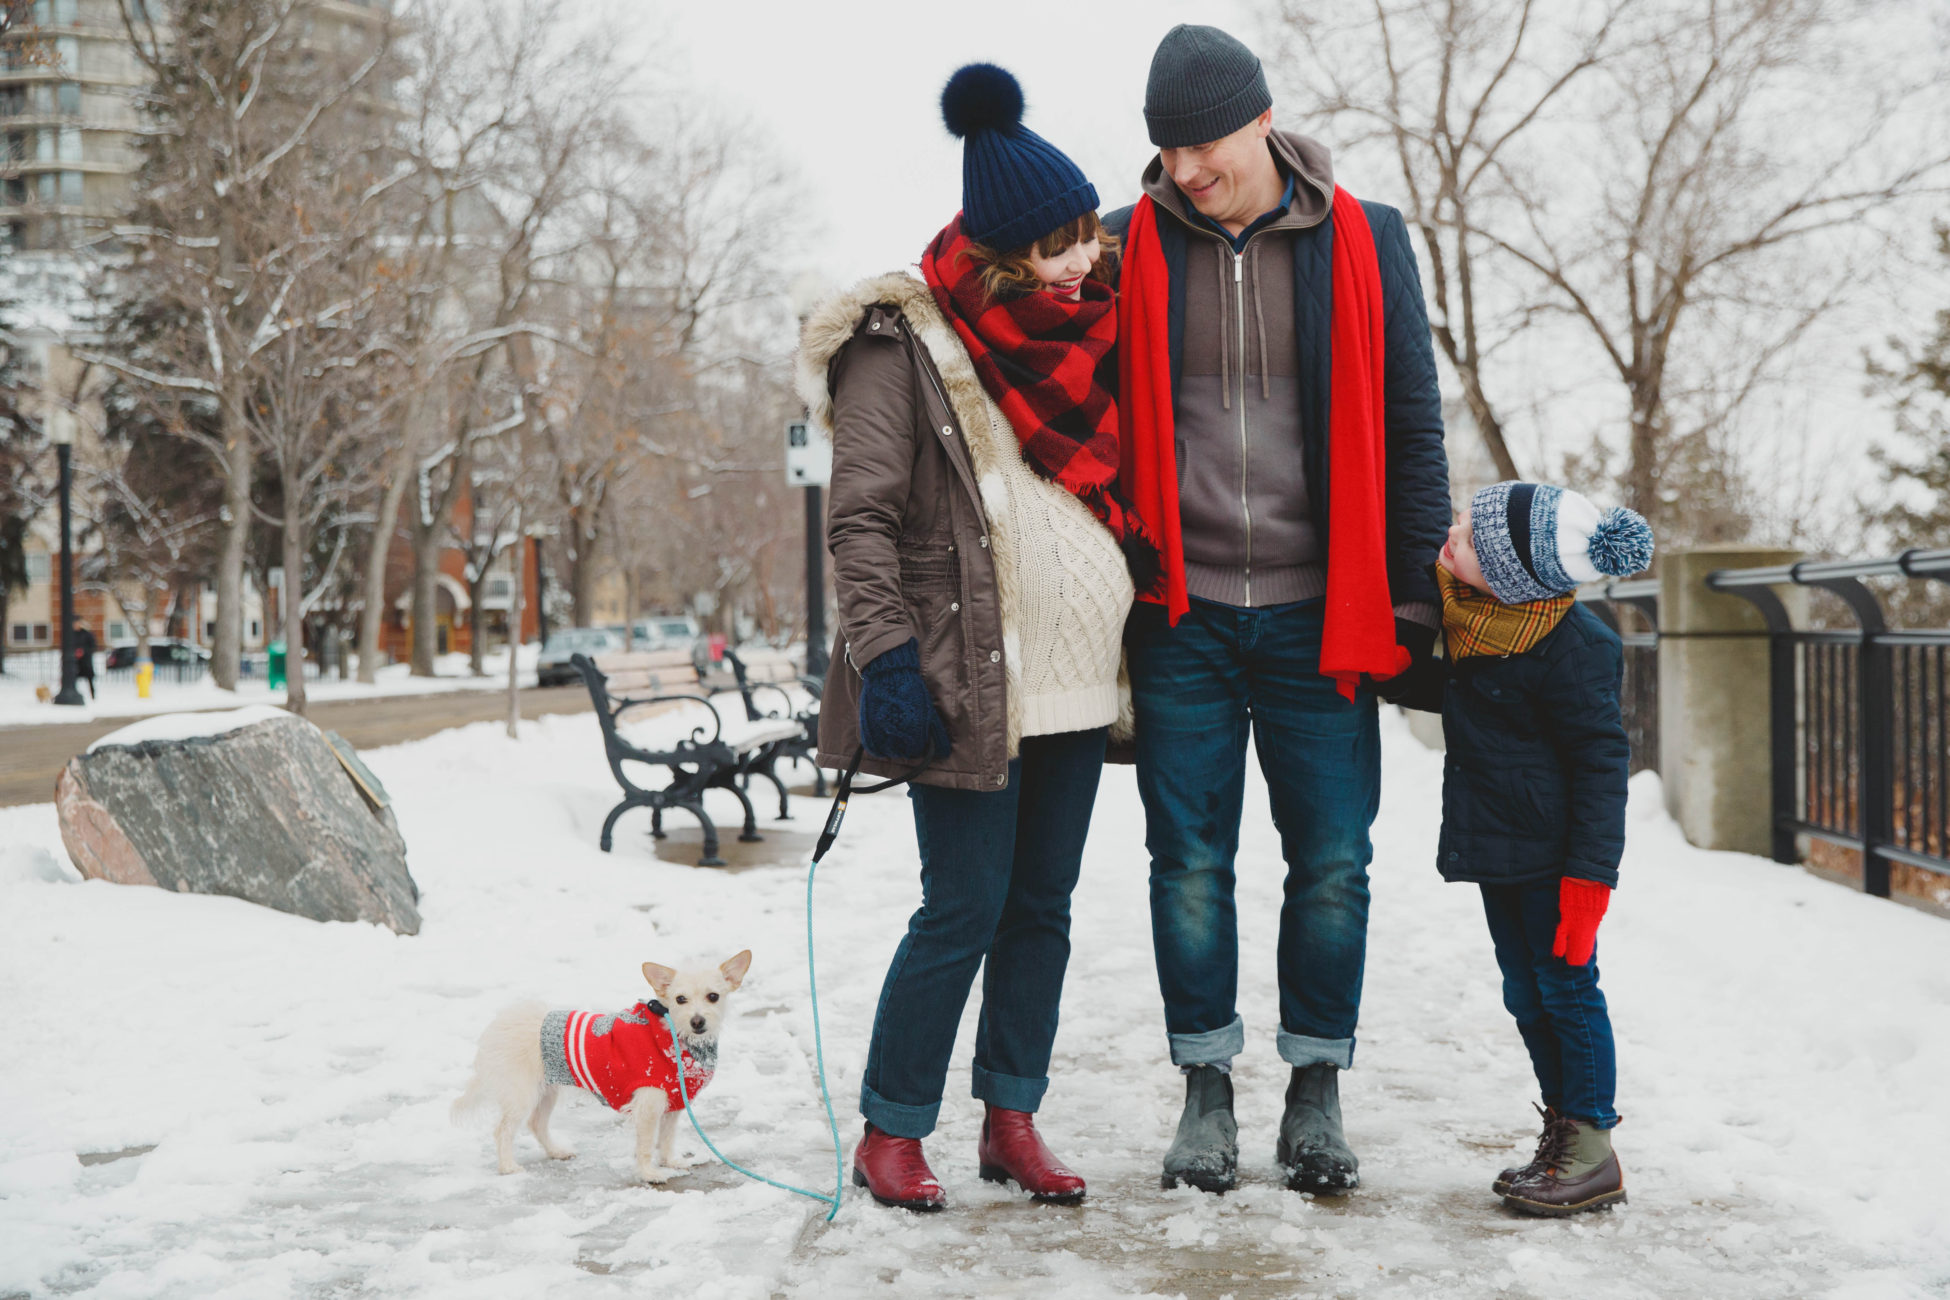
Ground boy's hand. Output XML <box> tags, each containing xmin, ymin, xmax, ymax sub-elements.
<box><xmin>1552</xmin><ymin>877</ymin><xmax>1612</xmax><ymax>967</ymax></box>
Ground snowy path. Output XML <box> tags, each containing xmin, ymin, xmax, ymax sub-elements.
<box><xmin>2</xmin><ymin>706</ymin><xmax>1946</xmax><ymax>1298</ymax></box>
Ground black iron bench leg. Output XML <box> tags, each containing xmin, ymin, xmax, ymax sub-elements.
<box><xmin>600</xmin><ymin>797</ymin><xmax>646</xmax><ymax>854</ymax></box>
<box><xmin>683</xmin><ymin>801</ymin><xmax>726</xmax><ymax>867</ymax></box>
<box><xmin>728</xmin><ymin>781</ymin><xmax>764</xmax><ymax>843</ymax></box>
<box><xmin>759</xmin><ymin>757</ymin><xmax>791</xmax><ymax>820</ymax></box>
<box><xmin>651</xmin><ymin>806</ymin><xmax>666</xmax><ymax>839</ymax></box>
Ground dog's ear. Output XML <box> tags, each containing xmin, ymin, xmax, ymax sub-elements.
<box><xmin>642</xmin><ymin>962</ymin><xmax>677</xmax><ymax>994</ymax></box>
<box><xmin>719</xmin><ymin>949</ymin><xmax>753</xmax><ymax>989</ymax></box>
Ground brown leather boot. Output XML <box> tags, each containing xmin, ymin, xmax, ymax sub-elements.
<box><xmin>1493</xmin><ymin>1104</ymin><xmax>1563</xmax><ymax>1195</ymax></box>
<box><xmin>1502</xmin><ymin>1114</ymin><xmax>1626</xmax><ymax>1216</ymax></box>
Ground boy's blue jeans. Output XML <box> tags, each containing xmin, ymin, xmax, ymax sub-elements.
<box><xmin>1127</xmin><ymin>597</ymin><xmax>1380</xmax><ymax>1071</ymax></box>
<box><xmin>859</xmin><ymin>727</ymin><xmax>1107</xmax><ymax>1139</ymax></box>
<box><xmin>1479</xmin><ymin>881</ymin><xmax>1620</xmax><ymax>1127</ymax></box>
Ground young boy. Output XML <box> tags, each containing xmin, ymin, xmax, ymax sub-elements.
<box><xmin>1424</xmin><ymin>481</ymin><xmax>1652</xmax><ymax>1216</ymax></box>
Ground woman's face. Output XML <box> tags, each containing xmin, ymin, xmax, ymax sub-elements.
<box><xmin>1026</xmin><ymin>235</ymin><xmax>1101</xmax><ymax>301</ymax></box>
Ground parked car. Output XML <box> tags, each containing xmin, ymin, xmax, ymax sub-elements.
<box><xmin>103</xmin><ymin>639</ymin><xmax>211</xmax><ymax>670</ymax></box>
<box><xmin>535</xmin><ymin>627</ymin><xmax>623</xmax><ymax>687</ymax></box>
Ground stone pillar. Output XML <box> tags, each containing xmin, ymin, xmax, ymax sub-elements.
<box><xmin>1658</xmin><ymin>547</ymin><xmax>1804</xmax><ymax>855</ymax></box>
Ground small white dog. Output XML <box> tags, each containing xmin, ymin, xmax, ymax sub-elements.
<box><xmin>454</xmin><ymin>950</ymin><xmax>752</xmax><ymax>1182</ymax></box>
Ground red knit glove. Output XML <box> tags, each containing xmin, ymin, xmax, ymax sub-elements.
<box><xmin>1552</xmin><ymin>877</ymin><xmax>1612</xmax><ymax>967</ymax></box>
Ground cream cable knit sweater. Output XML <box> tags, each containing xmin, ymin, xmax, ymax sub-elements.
<box><xmin>973</xmin><ymin>395</ymin><xmax>1135</xmax><ymax>739</ymax></box>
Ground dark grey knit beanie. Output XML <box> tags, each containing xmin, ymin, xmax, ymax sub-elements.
<box><xmin>1144</xmin><ymin>24</ymin><xmax>1272</xmax><ymax>148</ymax></box>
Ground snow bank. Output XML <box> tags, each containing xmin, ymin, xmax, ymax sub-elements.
<box><xmin>85</xmin><ymin>705</ymin><xmax>293</xmax><ymax>752</ymax></box>
<box><xmin>0</xmin><ymin>708</ymin><xmax>1944</xmax><ymax>1297</ymax></box>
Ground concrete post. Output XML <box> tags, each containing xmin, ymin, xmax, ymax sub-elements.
<box><xmin>1658</xmin><ymin>547</ymin><xmax>1804</xmax><ymax>855</ymax></box>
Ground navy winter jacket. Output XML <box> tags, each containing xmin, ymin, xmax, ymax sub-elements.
<box><xmin>1437</xmin><ymin>603</ymin><xmax>1631</xmax><ymax>887</ymax></box>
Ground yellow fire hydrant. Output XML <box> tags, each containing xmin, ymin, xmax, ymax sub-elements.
<box><xmin>136</xmin><ymin>660</ymin><xmax>153</xmax><ymax>700</ymax></box>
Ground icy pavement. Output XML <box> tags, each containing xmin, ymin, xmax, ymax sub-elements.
<box><xmin>1</xmin><ymin>704</ymin><xmax>1946</xmax><ymax>1299</ymax></box>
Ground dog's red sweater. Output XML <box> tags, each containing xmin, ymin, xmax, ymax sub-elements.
<box><xmin>550</xmin><ymin>1003</ymin><xmax>714</xmax><ymax>1111</ymax></box>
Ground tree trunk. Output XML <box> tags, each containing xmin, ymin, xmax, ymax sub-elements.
<box><xmin>357</xmin><ymin>465</ymin><xmax>410</xmax><ymax>684</ymax></box>
<box><xmin>1626</xmin><ymin>377</ymin><xmax>1661</xmax><ymax>525</ymax></box>
<box><xmin>134</xmin><ymin>586</ymin><xmax>153</xmax><ymax>666</ymax></box>
<box><xmin>0</xmin><ymin>587</ymin><xmax>10</xmax><ymax>675</ymax></box>
<box><xmin>569</xmin><ymin>516</ymin><xmax>599</xmax><ymax>627</ymax></box>
<box><xmin>211</xmin><ymin>410</ymin><xmax>251</xmax><ymax>691</ymax></box>
<box><xmin>410</xmin><ymin>523</ymin><xmax>440</xmax><ymax>676</ymax></box>
<box><xmin>1457</xmin><ymin>368</ymin><xmax>1521</xmax><ymax>482</ymax></box>
<box><xmin>467</xmin><ymin>563</ymin><xmax>488</xmax><ymax>676</ymax></box>
<box><xmin>281</xmin><ymin>476</ymin><xmax>308</xmax><ymax>716</ymax></box>
<box><xmin>507</xmin><ymin>523</ymin><xmax>523</xmax><ymax>740</ymax></box>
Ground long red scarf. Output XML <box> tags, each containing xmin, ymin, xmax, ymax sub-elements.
<box><xmin>1116</xmin><ymin>187</ymin><xmax>1408</xmax><ymax>700</ymax></box>
<box><xmin>921</xmin><ymin>216</ymin><xmax>1162</xmax><ymax>594</ymax></box>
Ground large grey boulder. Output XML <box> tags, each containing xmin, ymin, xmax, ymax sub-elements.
<box><xmin>54</xmin><ymin>707</ymin><xmax>420</xmax><ymax>934</ymax></box>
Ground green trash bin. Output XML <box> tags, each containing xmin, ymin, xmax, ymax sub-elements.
<box><xmin>267</xmin><ymin>640</ymin><xmax>287</xmax><ymax>690</ymax></box>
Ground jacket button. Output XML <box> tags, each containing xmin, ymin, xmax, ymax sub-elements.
<box><xmin>870</xmin><ymin>320</ymin><xmax>880</xmax><ymax>330</ymax></box>
<box><xmin>941</xmin><ymin>425</ymin><xmax>953</xmax><ymax>437</ymax></box>
<box><xmin>979</xmin><ymin>536</ymin><xmax>989</xmax><ymax>548</ymax></box>
<box><xmin>950</xmin><ymin>602</ymin><xmax>960</xmax><ymax>612</ymax></box>
<box><xmin>1446</xmin><ymin>852</ymin><xmax>1459</xmax><ymax>862</ymax></box>
<box><xmin>989</xmin><ymin>650</ymin><xmax>1000</xmax><ymax>662</ymax></box>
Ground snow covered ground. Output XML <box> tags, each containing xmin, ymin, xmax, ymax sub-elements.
<box><xmin>0</xmin><ymin>645</ymin><xmax>542</xmax><ymax>728</ymax></box>
<box><xmin>1</xmin><ymin>705</ymin><xmax>1946</xmax><ymax>1298</ymax></box>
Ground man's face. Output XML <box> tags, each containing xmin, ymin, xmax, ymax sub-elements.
<box><xmin>1159</xmin><ymin>110</ymin><xmax>1277</xmax><ymax>228</ymax></box>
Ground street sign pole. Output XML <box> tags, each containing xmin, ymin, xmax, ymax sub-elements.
<box><xmin>785</xmin><ymin>418</ymin><xmax>832</xmax><ymax>679</ymax></box>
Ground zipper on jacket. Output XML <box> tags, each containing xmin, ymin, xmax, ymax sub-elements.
<box><xmin>1234</xmin><ymin>248</ymin><xmax>1251</xmax><ymax>607</ymax></box>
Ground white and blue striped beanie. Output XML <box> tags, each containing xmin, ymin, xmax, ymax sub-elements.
<box><xmin>1470</xmin><ymin>482</ymin><xmax>1654</xmax><ymax>604</ymax></box>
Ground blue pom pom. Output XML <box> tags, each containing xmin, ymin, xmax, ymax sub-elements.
<box><xmin>1587</xmin><ymin>506</ymin><xmax>1654</xmax><ymax>578</ymax></box>
<box><xmin>941</xmin><ymin>63</ymin><xmax>1024</xmax><ymax>138</ymax></box>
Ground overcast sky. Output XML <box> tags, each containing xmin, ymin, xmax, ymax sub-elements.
<box><xmin>650</xmin><ymin>0</ymin><xmax>1256</xmax><ymax>290</ymax></box>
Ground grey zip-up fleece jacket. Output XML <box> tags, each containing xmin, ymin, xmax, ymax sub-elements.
<box><xmin>1108</xmin><ymin>131</ymin><xmax>1448</xmax><ymax>623</ymax></box>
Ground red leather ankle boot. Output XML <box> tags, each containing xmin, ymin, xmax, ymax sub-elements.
<box><xmin>978</xmin><ymin>1105</ymin><xmax>1086</xmax><ymax>1204</ymax></box>
<box><xmin>852</xmin><ymin>1123</ymin><xmax>946</xmax><ymax>1211</ymax></box>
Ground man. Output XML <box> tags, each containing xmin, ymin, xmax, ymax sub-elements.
<box><xmin>71</xmin><ymin>617</ymin><xmax>97</xmax><ymax>701</ymax></box>
<box><xmin>1106</xmin><ymin>24</ymin><xmax>1450</xmax><ymax>1195</ymax></box>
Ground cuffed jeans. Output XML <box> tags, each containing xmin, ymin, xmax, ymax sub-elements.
<box><xmin>858</xmin><ymin>727</ymin><xmax>1108</xmax><ymax>1139</ymax></box>
<box><xmin>1127</xmin><ymin>597</ymin><xmax>1380</xmax><ymax>1072</ymax></box>
<box><xmin>1479</xmin><ymin>881</ymin><xmax>1620</xmax><ymax>1127</ymax></box>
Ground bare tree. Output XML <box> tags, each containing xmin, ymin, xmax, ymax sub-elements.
<box><xmin>96</xmin><ymin>0</ymin><xmax>395</xmax><ymax>691</ymax></box>
<box><xmin>1274</xmin><ymin>0</ymin><xmax>1950</xmax><ymax>536</ymax></box>
<box><xmin>1274</xmin><ymin>0</ymin><xmax>1638</xmax><ymax>481</ymax></box>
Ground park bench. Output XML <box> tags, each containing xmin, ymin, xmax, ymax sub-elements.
<box><xmin>721</xmin><ymin>646</ymin><xmax>829</xmax><ymax>801</ymax></box>
<box><xmin>570</xmin><ymin>649</ymin><xmax>800</xmax><ymax>866</ymax></box>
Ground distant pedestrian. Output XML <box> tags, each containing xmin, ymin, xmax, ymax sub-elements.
<box><xmin>802</xmin><ymin>63</ymin><xmax>1157</xmax><ymax>1212</ymax></box>
<box><xmin>71</xmin><ymin>619</ymin><xmax>97</xmax><ymax>701</ymax></box>
<box><xmin>1412</xmin><ymin>481</ymin><xmax>1653</xmax><ymax>1215</ymax></box>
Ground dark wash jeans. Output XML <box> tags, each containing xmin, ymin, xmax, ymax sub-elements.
<box><xmin>1478</xmin><ymin>880</ymin><xmax>1619</xmax><ymax>1127</ymax></box>
<box><xmin>859</xmin><ymin>727</ymin><xmax>1108</xmax><ymax>1139</ymax></box>
<box><xmin>1127</xmin><ymin>597</ymin><xmax>1380</xmax><ymax>1071</ymax></box>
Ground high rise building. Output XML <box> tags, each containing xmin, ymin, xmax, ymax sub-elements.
<box><xmin>0</xmin><ymin>0</ymin><xmax>393</xmax><ymax>252</ymax></box>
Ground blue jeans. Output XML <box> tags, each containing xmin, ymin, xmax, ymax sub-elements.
<box><xmin>859</xmin><ymin>727</ymin><xmax>1108</xmax><ymax>1139</ymax></box>
<box><xmin>1127</xmin><ymin>598</ymin><xmax>1379</xmax><ymax>1071</ymax></box>
<box><xmin>1478</xmin><ymin>881</ymin><xmax>1619</xmax><ymax>1127</ymax></box>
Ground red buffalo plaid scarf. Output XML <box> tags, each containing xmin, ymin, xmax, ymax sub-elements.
<box><xmin>921</xmin><ymin>216</ymin><xmax>1163</xmax><ymax>594</ymax></box>
<box><xmin>1116</xmin><ymin>187</ymin><xmax>1408</xmax><ymax>700</ymax></box>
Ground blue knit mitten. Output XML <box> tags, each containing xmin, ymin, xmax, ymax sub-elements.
<box><xmin>858</xmin><ymin>638</ymin><xmax>952</xmax><ymax>762</ymax></box>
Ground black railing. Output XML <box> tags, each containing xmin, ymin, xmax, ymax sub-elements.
<box><xmin>1709</xmin><ymin>549</ymin><xmax>1950</xmax><ymax>899</ymax></box>
<box><xmin>1581</xmin><ymin>578</ymin><xmax>1661</xmax><ymax>776</ymax></box>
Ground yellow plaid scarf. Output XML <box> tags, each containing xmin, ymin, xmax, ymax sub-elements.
<box><xmin>1438</xmin><ymin>567</ymin><xmax>1573</xmax><ymax>660</ymax></box>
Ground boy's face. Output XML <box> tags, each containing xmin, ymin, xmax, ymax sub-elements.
<box><xmin>1439</xmin><ymin>516</ymin><xmax>1493</xmax><ymax>595</ymax></box>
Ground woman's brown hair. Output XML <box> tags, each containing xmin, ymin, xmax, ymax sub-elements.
<box><xmin>961</xmin><ymin>211</ymin><xmax>1121</xmax><ymax>303</ymax></box>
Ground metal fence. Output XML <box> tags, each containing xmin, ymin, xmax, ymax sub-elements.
<box><xmin>1708</xmin><ymin>550</ymin><xmax>1950</xmax><ymax>899</ymax></box>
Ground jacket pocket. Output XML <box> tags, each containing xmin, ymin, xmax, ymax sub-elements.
<box><xmin>897</xmin><ymin>545</ymin><xmax>967</xmax><ymax>737</ymax></box>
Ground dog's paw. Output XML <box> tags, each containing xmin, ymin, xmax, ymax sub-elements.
<box><xmin>637</xmin><ymin>1163</ymin><xmax>672</xmax><ymax>1184</ymax></box>
<box><xmin>665</xmin><ymin>1152</ymin><xmax>702</xmax><ymax>1170</ymax></box>
<box><xmin>542</xmin><ymin>1146</ymin><xmax>576</xmax><ymax>1161</ymax></box>
<box><xmin>497</xmin><ymin>1159</ymin><xmax>519</xmax><ymax>1175</ymax></box>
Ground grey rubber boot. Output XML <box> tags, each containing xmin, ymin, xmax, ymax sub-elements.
<box><xmin>1277</xmin><ymin>1064</ymin><xmax>1360</xmax><ymax>1193</ymax></box>
<box><xmin>1161</xmin><ymin>1065</ymin><xmax>1238</xmax><ymax>1193</ymax></box>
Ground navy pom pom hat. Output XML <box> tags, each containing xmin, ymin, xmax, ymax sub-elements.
<box><xmin>941</xmin><ymin>63</ymin><xmax>1098</xmax><ymax>253</ymax></box>
<box><xmin>1470</xmin><ymin>481</ymin><xmax>1655</xmax><ymax>604</ymax></box>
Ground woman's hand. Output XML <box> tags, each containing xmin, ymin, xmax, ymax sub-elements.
<box><xmin>858</xmin><ymin>638</ymin><xmax>952</xmax><ymax>762</ymax></box>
